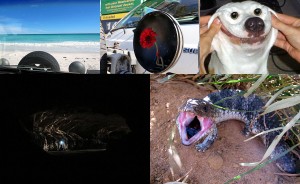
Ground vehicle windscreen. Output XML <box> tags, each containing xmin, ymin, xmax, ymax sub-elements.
<box><xmin>113</xmin><ymin>0</ymin><xmax>198</xmax><ymax>31</ymax></box>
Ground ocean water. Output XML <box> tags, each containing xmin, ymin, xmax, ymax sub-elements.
<box><xmin>0</xmin><ymin>33</ymin><xmax>100</xmax><ymax>53</ymax></box>
<box><xmin>0</xmin><ymin>33</ymin><xmax>99</xmax><ymax>43</ymax></box>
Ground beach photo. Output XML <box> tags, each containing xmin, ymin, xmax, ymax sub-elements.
<box><xmin>0</xmin><ymin>0</ymin><xmax>100</xmax><ymax>73</ymax></box>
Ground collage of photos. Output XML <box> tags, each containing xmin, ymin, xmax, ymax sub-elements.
<box><xmin>100</xmin><ymin>0</ymin><xmax>299</xmax><ymax>183</ymax></box>
<box><xmin>145</xmin><ymin>0</ymin><xmax>299</xmax><ymax>183</ymax></box>
<box><xmin>0</xmin><ymin>0</ymin><xmax>300</xmax><ymax>183</ymax></box>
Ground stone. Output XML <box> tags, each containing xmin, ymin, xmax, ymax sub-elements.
<box><xmin>207</xmin><ymin>153</ymin><xmax>223</xmax><ymax>170</ymax></box>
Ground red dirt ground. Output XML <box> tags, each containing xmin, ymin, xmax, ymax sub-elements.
<box><xmin>150</xmin><ymin>76</ymin><xmax>300</xmax><ymax>184</ymax></box>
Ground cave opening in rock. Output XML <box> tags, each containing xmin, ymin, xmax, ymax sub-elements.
<box><xmin>25</xmin><ymin>108</ymin><xmax>131</xmax><ymax>153</ymax></box>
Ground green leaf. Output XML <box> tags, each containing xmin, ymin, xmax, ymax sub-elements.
<box><xmin>240</xmin><ymin>111</ymin><xmax>300</xmax><ymax>167</ymax></box>
<box><xmin>158</xmin><ymin>74</ymin><xmax>176</xmax><ymax>83</ymax></box>
<box><xmin>244</xmin><ymin>127</ymin><xmax>284</xmax><ymax>142</ymax></box>
<box><xmin>168</xmin><ymin>124</ymin><xmax>182</xmax><ymax>170</ymax></box>
<box><xmin>264</xmin><ymin>85</ymin><xmax>300</xmax><ymax>107</ymax></box>
<box><xmin>262</xmin><ymin>95</ymin><xmax>300</xmax><ymax>115</ymax></box>
<box><xmin>225</xmin><ymin>143</ymin><xmax>300</xmax><ymax>184</ymax></box>
<box><xmin>244</xmin><ymin>74</ymin><xmax>268</xmax><ymax>98</ymax></box>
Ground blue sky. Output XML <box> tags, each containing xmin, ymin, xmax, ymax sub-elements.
<box><xmin>0</xmin><ymin>0</ymin><xmax>99</xmax><ymax>34</ymax></box>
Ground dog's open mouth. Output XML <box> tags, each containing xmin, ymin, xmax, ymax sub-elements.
<box><xmin>220</xmin><ymin>23</ymin><xmax>268</xmax><ymax>45</ymax></box>
<box><xmin>176</xmin><ymin>111</ymin><xmax>213</xmax><ymax>145</ymax></box>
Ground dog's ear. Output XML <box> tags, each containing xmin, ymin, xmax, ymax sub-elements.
<box><xmin>267</xmin><ymin>8</ymin><xmax>279</xmax><ymax>49</ymax></box>
<box><xmin>268</xmin><ymin>8</ymin><xmax>278</xmax><ymax>18</ymax></box>
<box><xmin>208</xmin><ymin>12</ymin><xmax>222</xmax><ymax>28</ymax></box>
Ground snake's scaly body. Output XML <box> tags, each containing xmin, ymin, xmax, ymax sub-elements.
<box><xmin>176</xmin><ymin>89</ymin><xmax>298</xmax><ymax>173</ymax></box>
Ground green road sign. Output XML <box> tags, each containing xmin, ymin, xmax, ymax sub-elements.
<box><xmin>101</xmin><ymin>0</ymin><xmax>142</xmax><ymax>15</ymax></box>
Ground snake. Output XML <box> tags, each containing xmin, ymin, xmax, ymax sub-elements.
<box><xmin>176</xmin><ymin>89</ymin><xmax>299</xmax><ymax>173</ymax></box>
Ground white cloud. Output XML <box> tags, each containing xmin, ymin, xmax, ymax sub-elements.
<box><xmin>0</xmin><ymin>16</ymin><xmax>20</xmax><ymax>23</ymax></box>
<box><xmin>0</xmin><ymin>16</ymin><xmax>47</xmax><ymax>34</ymax></box>
<box><xmin>0</xmin><ymin>24</ymin><xmax>24</xmax><ymax>34</ymax></box>
<box><xmin>0</xmin><ymin>16</ymin><xmax>23</xmax><ymax>34</ymax></box>
<box><xmin>0</xmin><ymin>24</ymin><xmax>48</xmax><ymax>34</ymax></box>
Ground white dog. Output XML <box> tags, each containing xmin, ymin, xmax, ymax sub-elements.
<box><xmin>207</xmin><ymin>1</ymin><xmax>278</xmax><ymax>74</ymax></box>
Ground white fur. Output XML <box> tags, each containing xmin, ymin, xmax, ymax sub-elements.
<box><xmin>207</xmin><ymin>1</ymin><xmax>278</xmax><ymax>74</ymax></box>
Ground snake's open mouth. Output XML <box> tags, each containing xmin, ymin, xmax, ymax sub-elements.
<box><xmin>176</xmin><ymin>111</ymin><xmax>214</xmax><ymax>146</ymax></box>
<box><xmin>186</xmin><ymin>116</ymin><xmax>201</xmax><ymax>139</ymax></box>
<box><xmin>220</xmin><ymin>23</ymin><xmax>267</xmax><ymax>45</ymax></box>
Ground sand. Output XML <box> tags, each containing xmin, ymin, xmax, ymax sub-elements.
<box><xmin>150</xmin><ymin>75</ymin><xmax>300</xmax><ymax>184</ymax></box>
<box><xmin>0</xmin><ymin>42</ymin><xmax>100</xmax><ymax>72</ymax></box>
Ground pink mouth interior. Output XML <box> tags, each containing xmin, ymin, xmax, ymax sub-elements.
<box><xmin>177</xmin><ymin>112</ymin><xmax>213</xmax><ymax>145</ymax></box>
<box><xmin>219</xmin><ymin>19</ymin><xmax>267</xmax><ymax>45</ymax></box>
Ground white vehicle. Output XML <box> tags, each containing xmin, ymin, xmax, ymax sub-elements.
<box><xmin>102</xmin><ymin>0</ymin><xmax>199</xmax><ymax>74</ymax></box>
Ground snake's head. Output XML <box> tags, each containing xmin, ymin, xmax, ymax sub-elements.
<box><xmin>176</xmin><ymin>99</ymin><xmax>215</xmax><ymax>145</ymax></box>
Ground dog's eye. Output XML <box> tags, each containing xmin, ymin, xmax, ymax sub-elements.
<box><xmin>254</xmin><ymin>8</ymin><xmax>262</xmax><ymax>16</ymax></box>
<box><xmin>230</xmin><ymin>12</ymin><xmax>239</xmax><ymax>19</ymax></box>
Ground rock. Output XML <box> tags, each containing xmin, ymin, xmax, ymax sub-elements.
<box><xmin>209</xmin><ymin>180</ymin><xmax>219</xmax><ymax>184</ymax></box>
<box><xmin>217</xmin><ymin>150</ymin><xmax>223</xmax><ymax>154</ymax></box>
<box><xmin>207</xmin><ymin>153</ymin><xmax>223</xmax><ymax>170</ymax></box>
<box><xmin>233</xmin><ymin>163</ymin><xmax>239</xmax><ymax>168</ymax></box>
<box><xmin>151</xmin><ymin>118</ymin><xmax>157</xmax><ymax>123</ymax></box>
<box><xmin>151</xmin><ymin>111</ymin><xmax>154</xmax><ymax>117</ymax></box>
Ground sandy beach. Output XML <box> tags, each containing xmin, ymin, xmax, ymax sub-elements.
<box><xmin>0</xmin><ymin>42</ymin><xmax>100</xmax><ymax>72</ymax></box>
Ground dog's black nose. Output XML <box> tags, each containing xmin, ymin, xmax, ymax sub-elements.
<box><xmin>245</xmin><ymin>17</ymin><xmax>265</xmax><ymax>36</ymax></box>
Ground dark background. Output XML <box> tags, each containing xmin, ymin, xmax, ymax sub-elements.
<box><xmin>1</xmin><ymin>75</ymin><xmax>150</xmax><ymax>183</ymax></box>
